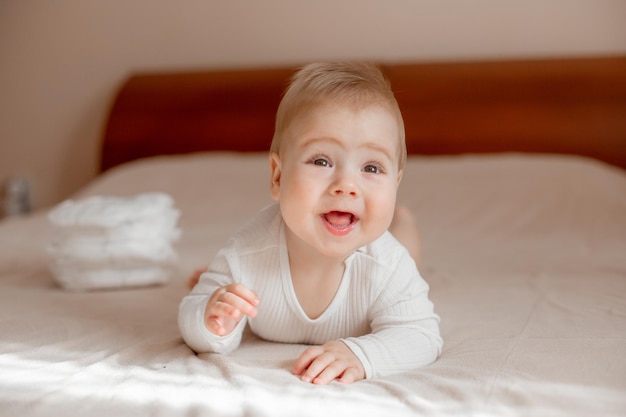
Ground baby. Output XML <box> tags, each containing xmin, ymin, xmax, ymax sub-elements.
<box><xmin>178</xmin><ymin>62</ymin><xmax>442</xmax><ymax>384</ymax></box>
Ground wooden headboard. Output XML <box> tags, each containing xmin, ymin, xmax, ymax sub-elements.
<box><xmin>101</xmin><ymin>56</ymin><xmax>626</xmax><ymax>172</ymax></box>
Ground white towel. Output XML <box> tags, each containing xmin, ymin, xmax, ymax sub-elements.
<box><xmin>50</xmin><ymin>216</ymin><xmax>181</xmax><ymax>242</ymax></box>
<box><xmin>47</xmin><ymin>238</ymin><xmax>178</xmax><ymax>263</ymax></box>
<box><xmin>47</xmin><ymin>192</ymin><xmax>181</xmax><ymax>290</ymax></box>
<box><xmin>49</xmin><ymin>264</ymin><xmax>174</xmax><ymax>291</ymax></box>
<box><xmin>48</xmin><ymin>192</ymin><xmax>178</xmax><ymax>228</ymax></box>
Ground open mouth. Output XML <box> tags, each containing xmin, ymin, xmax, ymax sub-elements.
<box><xmin>322</xmin><ymin>211</ymin><xmax>359</xmax><ymax>236</ymax></box>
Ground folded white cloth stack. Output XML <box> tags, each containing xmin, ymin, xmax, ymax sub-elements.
<box><xmin>47</xmin><ymin>192</ymin><xmax>181</xmax><ymax>290</ymax></box>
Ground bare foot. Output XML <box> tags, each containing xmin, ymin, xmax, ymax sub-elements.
<box><xmin>389</xmin><ymin>205</ymin><xmax>421</xmax><ymax>266</ymax></box>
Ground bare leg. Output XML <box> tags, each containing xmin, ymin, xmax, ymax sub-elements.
<box><xmin>389</xmin><ymin>205</ymin><xmax>421</xmax><ymax>266</ymax></box>
<box><xmin>187</xmin><ymin>267</ymin><xmax>207</xmax><ymax>289</ymax></box>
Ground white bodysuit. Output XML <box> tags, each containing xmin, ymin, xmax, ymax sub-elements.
<box><xmin>178</xmin><ymin>204</ymin><xmax>442</xmax><ymax>378</ymax></box>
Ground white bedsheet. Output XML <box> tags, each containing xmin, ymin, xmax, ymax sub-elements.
<box><xmin>1</xmin><ymin>152</ymin><xmax>625</xmax><ymax>417</ymax></box>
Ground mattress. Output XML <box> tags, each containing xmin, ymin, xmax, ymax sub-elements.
<box><xmin>1</xmin><ymin>151</ymin><xmax>625</xmax><ymax>417</ymax></box>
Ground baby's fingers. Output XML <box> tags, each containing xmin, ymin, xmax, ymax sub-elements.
<box><xmin>209</xmin><ymin>284</ymin><xmax>259</xmax><ymax>318</ymax></box>
<box><xmin>218</xmin><ymin>290</ymin><xmax>258</xmax><ymax>318</ymax></box>
<box><xmin>204</xmin><ymin>284</ymin><xmax>260</xmax><ymax>336</ymax></box>
<box><xmin>338</xmin><ymin>367</ymin><xmax>361</xmax><ymax>384</ymax></box>
<box><xmin>292</xmin><ymin>346</ymin><xmax>323</xmax><ymax>377</ymax></box>
<box><xmin>225</xmin><ymin>283</ymin><xmax>260</xmax><ymax>311</ymax></box>
<box><xmin>293</xmin><ymin>341</ymin><xmax>365</xmax><ymax>385</ymax></box>
<box><xmin>294</xmin><ymin>348</ymin><xmax>343</xmax><ymax>384</ymax></box>
<box><xmin>206</xmin><ymin>315</ymin><xmax>230</xmax><ymax>336</ymax></box>
<box><xmin>209</xmin><ymin>298</ymin><xmax>247</xmax><ymax>321</ymax></box>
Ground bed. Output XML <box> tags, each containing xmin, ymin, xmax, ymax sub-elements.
<box><xmin>1</xmin><ymin>56</ymin><xmax>625</xmax><ymax>417</ymax></box>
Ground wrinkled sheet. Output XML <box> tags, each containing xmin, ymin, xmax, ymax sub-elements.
<box><xmin>1</xmin><ymin>152</ymin><xmax>625</xmax><ymax>417</ymax></box>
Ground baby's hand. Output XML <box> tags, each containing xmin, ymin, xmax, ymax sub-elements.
<box><xmin>292</xmin><ymin>340</ymin><xmax>365</xmax><ymax>384</ymax></box>
<box><xmin>204</xmin><ymin>283</ymin><xmax>259</xmax><ymax>336</ymax></box>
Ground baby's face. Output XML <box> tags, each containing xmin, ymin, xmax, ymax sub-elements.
<box><xmin>269</xmin><ymin>103</ymin><xmax>402</xmax><ymax>259</ymax></box>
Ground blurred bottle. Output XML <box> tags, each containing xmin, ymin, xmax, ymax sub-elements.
<box><xmin>2</xmin><ymin>176</ymin><xmax>32</xmax><ymax>218</ymax></box>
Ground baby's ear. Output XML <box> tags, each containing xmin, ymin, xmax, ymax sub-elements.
<box><xmin>269</xmin><ymin>152</ymin><xmax>282</xmax><ymax>201</ymax></box>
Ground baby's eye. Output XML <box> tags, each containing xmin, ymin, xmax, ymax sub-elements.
<box><xmin>363</xmin><ymin>163</ymin><xmax>384</xmax><ymax>174</ymax></box>
<box><xmin>312</xmin><ymin>158</ymin><xmax>331</xmax><ymax>167</ymax></box>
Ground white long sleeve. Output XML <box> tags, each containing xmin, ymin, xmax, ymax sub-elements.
<box><xmin>178</xmin><ymin>204</ymin><xmax>442</xmax><ymax>377</ymax></box>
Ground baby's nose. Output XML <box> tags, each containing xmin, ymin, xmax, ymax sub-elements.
<box><xmin>331</xmin><ymin>177</ymin><xmax>359</xmax><ymax>197</ymax></box>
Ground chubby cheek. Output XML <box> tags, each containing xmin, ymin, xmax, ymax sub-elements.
<box><xmin>365</xmin><ymin>186</ymin><xmax>397</xmax><ymax>233</ymax></box>
<box><xmin>288</xmin><ymin>170</ymin><xmax>317</xmax><ymax>194</ymax></box>
<box><xmin>277</xmin><ymin>171</ymin><xmax>319</xmax><ymax>217</ymax></box>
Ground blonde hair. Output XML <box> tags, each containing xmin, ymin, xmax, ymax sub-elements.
<box><xmin>270</xmin><ymin>62</ymin><xmax>406</xmax><ymax>169</ymax></box>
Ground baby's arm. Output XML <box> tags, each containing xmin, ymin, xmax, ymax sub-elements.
<box><xmin>343</xmin><ymin>254</ymin><xmax>442</xmax><ymax>379</ymax></box>
<box><xmin>292</xmin><ymin>250</ymin><xmax>441</xmax><ymax>383</ymax></box>
<box><xmin>179</xmin><ymin>244</ymin><xmax>258</xmax><ymax>354</ymax></box>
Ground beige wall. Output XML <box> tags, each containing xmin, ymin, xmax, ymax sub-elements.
<box><xmin>2</xmin><ymin>0</ymin><xmax>625</xmax><ymax>210</ymax></box>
